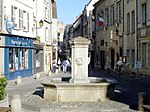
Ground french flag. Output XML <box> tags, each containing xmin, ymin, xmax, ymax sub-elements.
<box><xmin>99</xmin><ymin>16</ymin><xmax>104</xmax><ymax>26</ymax></box>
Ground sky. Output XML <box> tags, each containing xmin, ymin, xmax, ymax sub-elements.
<box><xmin>56</xmin><ymin>0</ymin><xmax>90</xmax><ymax>25</ymax></box>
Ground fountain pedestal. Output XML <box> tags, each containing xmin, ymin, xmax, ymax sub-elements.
<box><xmin>69</xmin><ymin>36</ymin><xmax>91</xmax><ymax>83</ymax></box>
<box><xmin>42</xmin><ymin>36</ymin><xmax>117</xmax><ymax>102</ymax></box>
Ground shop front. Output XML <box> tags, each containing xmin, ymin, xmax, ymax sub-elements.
<box><xmin>33</xmin><ymin>43</ymin><xmax>44</xmax><ymax>74</ymax></box>
<box><xmin>44</xmin><ymin>45</ymin><xmax>53</xmax><ymax>72</ymax></box>
<box><xmin>0</xmin><ymin>35</ymin><xmax>33</xmax><ymax>80</ymax></box>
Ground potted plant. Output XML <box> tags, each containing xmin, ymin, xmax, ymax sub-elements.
<box><xmin>0</xmin><ymin>76</ymin><xmax>9</xmax><ymax>107</ymax></box>
<box><xmin>0</xmin><ymin>76</ymin><xmax>7</xmax><ymax>100</ymax></box>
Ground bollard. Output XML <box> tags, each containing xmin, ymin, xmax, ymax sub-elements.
<box><xmin>11</xmin><ymin>94</ymin><xmax>22</xmax><ymax>112</ymax></box>
<box><xmin>48</xmin><ymin>70</ymin><xmax>52</xmax><ymax>76</ymax></box>
<box><xmin>138</xmin><ymin>92</ymin><xmax>148</xmax><ymax>111</ymax></box>
<box><xmin>35</xmin><ymin>73</ymin><xmax>40</xmax><ymax>79</ymax></box>
<box><xmin>15</xmin><ymin>76</ymin><xmax>22</xmax><ymax>84</ymax></box>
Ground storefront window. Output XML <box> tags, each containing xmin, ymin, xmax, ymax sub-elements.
<box><xmin>25</xmin><ymin>49</ymin><xmax>28</xmax><ymax>69</ymax></box>
<box><xmin>20</xmin><ymin>48</ymin><xmax>24</xmax><ymax>70</ymax></box>
<box><xmin>9</xmin><ymin>48</ymin><xmax>14</xmax><ymax>71</ymax></box>
<box><xmin>36</xmin><ymin>50</ymin><xmax>41</xmax><ymax>67</ymax></box>
<box><xmin>15</xmin><ymin>48</ymin><xmax>19</xmax><ymax>70</ymax></box>
<box><xmin>9</xmin><ymin>48</ymin><xmax>29</xmax><ymax>72</ymax></box>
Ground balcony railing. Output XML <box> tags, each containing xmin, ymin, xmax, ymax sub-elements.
<box><xmin>138</xmin><ymin>25</ymin><xmax>150</xmax><ymax>38</ymax></box>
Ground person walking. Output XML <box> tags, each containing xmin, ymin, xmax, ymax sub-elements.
<box><xmin>62</xmin><ymin>60</ymin><xmax>68</xmax><ymax>73</ymax></box>
<box><xmin>66</xmin><ymin>59</ymin><xmax>70</xmax><ymax>72</ymax></box>
<box><xmin>52</xmin><ymin>58</ymin><xmax>57</xmax><ymax>73</ymax></box>
<box><xmin>57</xmin><ymin>58</ymin><xmax>61</xmax><ymax>72</ymax></box>
<box><xmin>117</xmin><ymin>57</ymin><xmax>123</xmax><ymax>75</ymax></box>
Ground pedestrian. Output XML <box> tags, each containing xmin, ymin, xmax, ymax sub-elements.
<box><xmin>117</xmin><ymin>57</ymin><xmax>123</xmax><ymax>75</ymax></box>
<box><xmin>57</xmin><ymin>58</ymin><xmax>61</xmax><ymax>72</ymax></box>
<box><xmin>66</xmin><ymin>59</ymin><xmax>70</xmax><ymax>72</ymax></box>
<box><xmin>52</xmin><ymin>58</ymin><xmax>57</xmax><ymax>73</ymax></box>
<box><xmin>62</xmin><ymin>60</ymin><xmax>68</xmax><ymax>73</ymax></box>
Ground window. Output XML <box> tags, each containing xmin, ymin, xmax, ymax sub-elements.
<box><xmin>25</xmin><ymin>49</ymin><xmax>28</xmax><ymax>69</ymax></box>
<box><xmin>45</xmin><ymin>7</ymin><xmax>49</xmax><ymax>20</ymax></box>
<box><xmin>100</xmin><ymin>11</ymin><xmax>104</xmax><ymax>28</ymax></box>
<box><xmin>9</xmin><ymin>48</ymin><xmax>19</xmax><ymax>71</ymax></box>
<box><xmin>127</xmin><ymin>50</ymin><xmax>129</xmax><ymax>63</ymax></box>
<box><xmin>101</xmin><ymin>40</ymin><xmax>104</xmax><ymax>46</ymax></box>
<box><xmin>142</xmin><ymin>3</ymin><xmax>147</xmax><ymax>26</ymax></box>
<box><xmin>11</xmin><ymin>6</ymin><xmax>18</xmax><ymax>29</ymax></box>
<box><xmin>20</xmin><ymin>48</ymin><xmax>24</xmax><ymax>70</ymax></box>
<box><xmin>142</xmin><ymin>43</ymin><xmax>147</xmax><ymax>66</ymax></box>
<box><xmin>105</xmin><ymin>8</ymin><xmax>109</xmax><ymax>26</ymax></box>
<box><xmin>19</xmin><ymin>9</ymin><xmax>23</xmax><ymax>29</ymax></box>
<box><xmin>15</xmin><ymin>48</ymin><xmax>19</xmax><ymax>70</ymax></box>
<box><xmin>117</xmin><ymin>1</ymin><xmax>122</xmax><ymax>22</ymax></box>
<box><xmin>22</xmin><ymin>11</ymin><xmax>29</xmax><ymax>31</ymax></box>
<box><xmin>131</xmin><ymin>49</ymin><xmax>135</xmax><ymax>67</ymax></box>
<box><xmin>45</xmin><ymin>27</ymin><xmax>49</xmax><ymax>41</ymax></box>
<box><xmin>23</xmin><ymin>11</ymin><xmax>27</xmax><ymax>31</ymax></box>
<box><xmin>36</xmin><ymin>50</ymin><xmax>41</xmax><ymax>67</ymax></box>
<box><xmin>101</xmin><ymin>11</ymin><xmax>104</xmax><ymax>18</ymax></box>
<box><xmin>9</xmin><ymin>48</ymin><xmax>15</xmax><ymax>71</ymax></box>
<box><xmin>9</xmin><ymin>48</ymin><xmax>29</xmax><ymax>72</ymax></box>
<box><xmin>27</xmin><ymin>12</ymin><xmax>29</xmax><ymax>31</ymax></box>
<box><xmin>127</xmin><ymin>13</ymin><xmax>130</xmax><ymax>34</ymax></box>
<box><xmin>131</xmin><ymin>10</ymin><xmax>135</xmax><ymax>33</ymax></box>
<box><xmin>11</xmin><ymin>6</ymin><xmax>15</xmax><ymax>18</ymax></box>
<box><xmin>111</xmin><ymin>5</ymin><xmax>115</xmax><ymax>25</ymax></box>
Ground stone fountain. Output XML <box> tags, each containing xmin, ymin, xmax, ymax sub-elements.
<box><xmin>41</xmin><ymin>36</ymin><xmax>117</xmax><ymax>102</ymax></box>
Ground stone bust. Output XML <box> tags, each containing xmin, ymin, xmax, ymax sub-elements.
<box><xmin>76</xmin><ymin>57</ymin><xmax>83</xmax><ymax>66</ymax></box>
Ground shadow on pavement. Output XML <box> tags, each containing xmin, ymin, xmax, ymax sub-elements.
<box><xmin>33</xmin><ymin>87</ymin><xmax>44</xmax><ymax>98</ymax></box>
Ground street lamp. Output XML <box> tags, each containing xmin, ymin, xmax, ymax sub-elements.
<box><xmin>34</xmin><ymin>19</ymin><xmax>44</xmax><ymax>42</ymax></box>
<box><xmin>39</xmin><ymin>20</ymin><xmax>44</xmax><ymax>27</ymax></box>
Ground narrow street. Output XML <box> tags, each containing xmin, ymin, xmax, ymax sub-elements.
<box><xmin>90</xmin><ymin>70</ymin><xmax>150</xmax><ymax>110</ymax></box>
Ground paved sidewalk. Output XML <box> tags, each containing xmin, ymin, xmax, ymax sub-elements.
<box><xmin>6</xmin><ymin>71</ymin><xmax>137</xmax><ymax>112</ymax></box>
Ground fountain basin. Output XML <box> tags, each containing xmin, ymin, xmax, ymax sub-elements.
<box><xmin>41</xmin><ymin>77</ymin><xmax>117</xmax><ymax>102</ymax></box>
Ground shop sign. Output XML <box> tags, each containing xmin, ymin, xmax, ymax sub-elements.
<box><xmin>11</xmin><ymin>40</ymin><xmax>28</xmax><ymax>46</ymax></box>
<box><xmin>6</xmin><ymin>19</ymin><xmax>14</xmax><ymax>33</ymax></box>
<box><xmin>6</xmin><ymin>36</ymin><xmax>33</xmax><ymax>47</ymax></box>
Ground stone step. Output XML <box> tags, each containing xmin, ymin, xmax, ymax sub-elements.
<box><xmin>22</xmin><ymin>93</ymin><xmax>131</xmax><ymax>112</ymax></box>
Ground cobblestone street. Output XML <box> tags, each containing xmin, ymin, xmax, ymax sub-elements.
<box><xmin>6</xmin><ymin>70</ymin><xmax>150</xmax><ymax>111</ymax></box>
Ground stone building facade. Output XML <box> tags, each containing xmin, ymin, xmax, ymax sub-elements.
<box><xmin>65</xmin><ymin>0</ymin><xmax>150</xmax><ymax>74</ymax></box>
<box><xmin>94</xmin><ymin>0</ymin><xmax>123</xmax><ymax>70</ymax></box>
<box><xmin>0</xmin><ymin>0</ymin><xmax>57</xmax><ymax>80</ymax></box>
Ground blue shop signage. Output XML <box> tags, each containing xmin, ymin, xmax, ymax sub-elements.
<box><xmin>6</xmin><ymin>19</ymin><xmax>14</xmax><ymax>33</ymax></box>
<box><xmin>5</xmin><ymin>36</ymin><xmax>33</xmax><ymax>47</ymax></box>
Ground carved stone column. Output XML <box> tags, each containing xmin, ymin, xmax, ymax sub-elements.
<box><xmin>69</xmin><ymin>36</ymin><xmax>91</xmax><ymax>83</ymax></box>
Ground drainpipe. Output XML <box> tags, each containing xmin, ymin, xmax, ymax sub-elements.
<box><xmin>122</xmin><ymin>0</ymin><xmax>124</xmax><ymax>56</ymax></box>
<box><xmin>135</xmin><ymin>0</ymin><xmax>140</xmax><ymax>77</ymax></box>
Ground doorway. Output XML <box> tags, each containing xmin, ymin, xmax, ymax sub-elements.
<box><xmin>100</xmin><ymin>50</ymin><xmax>105</xmax><ymax>70</ymax></box>
<box><xmin>111</xmin><ymin>49</ymin><xmax>115</xmax><ymax>69</ymax></box>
